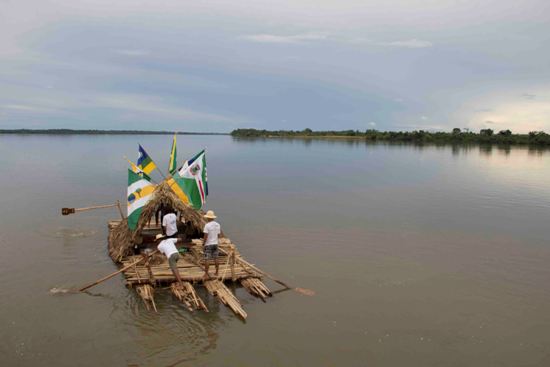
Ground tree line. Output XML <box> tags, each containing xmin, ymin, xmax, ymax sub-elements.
<box><xmin>231</xmin><ymin>128</ymin><xmax>550</xmax><ymax>145</ymax></box>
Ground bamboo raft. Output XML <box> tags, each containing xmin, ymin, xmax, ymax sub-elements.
<box><xmin>111</xmin><ymin>222</ymin><xmax>273</xmax><ymax>319</ymax></box>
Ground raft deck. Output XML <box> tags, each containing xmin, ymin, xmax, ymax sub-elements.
<box><xmin>111</xmin><ymin>221</ymin><xmax>273</xmax><ymax>319</ymax></box>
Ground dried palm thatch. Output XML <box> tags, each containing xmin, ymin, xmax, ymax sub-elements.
<box><xmin>108</xmin><ymin>181</ymin><xmax>208</xmax><ymax>263</ymax></box>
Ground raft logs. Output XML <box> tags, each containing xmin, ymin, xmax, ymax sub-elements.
<box><xmin>136</xmin><ymin>284</ymin><xmax>157</xmax><ymax>312</ymax></box>
<box><xmin>170</xmin><ymin>282</ymin><xmax>208</xmax><ymax>312</ymax></box>
<box><xmin>123</xmin><ymin>251</ymin><xmax>272</xmax><ymax>317</ymax></box>
<box><xmin>205</xmin><ymin>280</ymin><xmax>247</xmax><ymax>320</ymax></box>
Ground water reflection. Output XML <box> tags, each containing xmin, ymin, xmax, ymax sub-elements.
<box><xmin>123</xmin><ymin>290</ymin><xmax>227</xmax><ymax>366</ymax></box>
<box><xmin>232</xmin><ymin>136</ymin><xmax>550</xmax><ymax>157</ymax></box>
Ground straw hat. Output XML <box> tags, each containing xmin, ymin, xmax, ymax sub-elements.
<box><xmin>204</xmin><ymin>210</ymin><xmax>217</xmax><ymax>219</ymax></box>
<box><xmin>155</xmin><ymin>234</ymin><xmax>165</xmax><ymax>241</ymax></box>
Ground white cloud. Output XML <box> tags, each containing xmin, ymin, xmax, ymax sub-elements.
<box><xmin>241</xmin><ymin>32</ymin><xmax>433</xmax><ymax>49</ymax></box>
<box><xmin>1</xmin><ymin>104</ymin><xmax>59</xmax><ymax>114</ymax></box>
<box><xmin>113</xmin><ymin>49</ymin><xmax>150</xmax><ymax>57</ymax></box>
<box><xmin>377</xmin><ymin>39</ymin><xmax>433</xmax><ymax>48</ymax></box>
<box><xmin>241</xmin><ymin>33</ymin><xmax>329</xmax><ymax>44</ymax></box>
<box><xmin>463</xmin><ymin>88</ymin><xmax>550</xmax><ymax>133</ymax></box>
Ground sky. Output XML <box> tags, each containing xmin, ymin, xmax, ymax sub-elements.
<box><xmin>0</xmin><ymin>0</ymin><xmax>549</xmax><ymax>133</ymax></box>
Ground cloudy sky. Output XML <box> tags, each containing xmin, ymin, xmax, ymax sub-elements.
<box><xmin>1</xmin><ymin>0</ymin><xmax>549</xmax><ymax>132</ymax></box>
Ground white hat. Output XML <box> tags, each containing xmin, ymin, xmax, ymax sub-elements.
<box><xmin>204</xmin><ymin>210</ymin><xmax>217</xmax><ymax>219</ymax></box>
<box><xmin>155</xmin><ymin>234</ymin><xmax>165</xmax><ymax>241</ymax></box>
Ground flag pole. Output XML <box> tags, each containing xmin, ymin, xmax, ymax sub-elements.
<box><xmin>155</xmin><ymin>165</ymin><xmax>167</xmax><ymax>180</ymax></box>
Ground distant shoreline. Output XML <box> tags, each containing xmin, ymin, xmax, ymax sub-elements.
<box><xmin>0</xmin><ymin>129</ymin><xmax>228</xmax><ymax>135</ymax></box>
<box><xmin>230</xmin><ymin>128</ymin><xmax>550</xmax><ymax>146</ymax></box>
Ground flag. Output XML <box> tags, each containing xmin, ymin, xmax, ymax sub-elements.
<box><xmin>166</xmin><ymin>176</ymin><xmax>190</xmax><ymax>205</ymax></box>
<box><xmin>137</xmin><ymin>145</ymin><xmax>157</xmax><ymax>175</ymax></box>
<box><xmin>127</xmin><ymin>169</ymin><xmax>155</xmax><ymax>230</ymax></box>
<box><xmin>170</xmin><ymin>150</ymin><xmax>208</xmax><ymax>210</ymax></box>
<box><xmin>126</xmin><ymin>158</ymin><xmax>151</xmax><ymax>181</ymax></box>
<box><xmin>168</xmin><ymin>134</ymin><xmax>177</xmax><ymax>174</ymax></box>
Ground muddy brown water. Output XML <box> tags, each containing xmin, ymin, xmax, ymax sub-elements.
<box><xmin>1</xmin><ymin>135</ymin><xmax>550</xmax><ymax>366</ymax></box>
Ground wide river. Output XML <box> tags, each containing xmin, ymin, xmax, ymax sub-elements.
<box><xmin>1</xmin><ymin>135</ymin><xmax>550</xmax><ymax>366</ymax></box>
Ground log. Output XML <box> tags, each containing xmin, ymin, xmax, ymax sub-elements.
<box><xmin>241</xmin><ymin>277</ymin><xmax>272</xmax><ymax>300</ymax></box>
<box><xmin>204</xmin><ymin>280</ymin><xmax>247</xmax><ymax>319</ymax></box>
<box><xmin>170</xmin><ymin>282</ymin><xmax>208</xmax><ymax>312</ymax></box>
<box><xmin>136</xmin><ymin>284</ymin><xmax>157</xmax><ymax>312</ymax></box>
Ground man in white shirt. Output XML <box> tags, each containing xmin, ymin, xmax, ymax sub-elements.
<box><xmin>202</xmin><ymin>210</ymin><xmax>221</xmax><ymax>279</ymax></box>
<box><xmin>155</xmin><ymin>233</ymin><xmax>183</xmax><ymax>284</ymax></box>
<box><xmin>162</xmin><ymin>208</ymin><xmax>178</xmax><ymax>238</ymax></box>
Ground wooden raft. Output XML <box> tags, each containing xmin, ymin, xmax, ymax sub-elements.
<box><xmin>121</xmin><ymin>240</ymin><xmax>272</xmax><ymax>319</ymax></box>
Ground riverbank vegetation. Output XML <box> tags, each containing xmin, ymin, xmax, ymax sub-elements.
<box><xmin>231</xmin><ymin>128</ymin><xmax>550</xmax><ymax>146</ymax></box>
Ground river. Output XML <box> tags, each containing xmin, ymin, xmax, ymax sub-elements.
<box><xmin>1</xmin><ymin>135</ymin><xmax>550</xmax><ymax>366</ymax></box>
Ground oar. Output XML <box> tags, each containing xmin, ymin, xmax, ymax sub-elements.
<box><xmin>218</xmin><ymin>247</ymin><xmax>314</xmax><ymax>296</ymax></box>
<box><xmin>79</xmin><ymin>250</ymin><xmax>158</xmax><ymax>292</ymax></box>
<box><xmin>62</xmin><ymin>201</ymin><xmax>125</xmax><ymax>219</ymax></box>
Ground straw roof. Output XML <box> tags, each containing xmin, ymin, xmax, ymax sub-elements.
<box><xmin>108</xmin><ymin>181</ymin><xmax>207</xmax><ymax>262</ymax></box>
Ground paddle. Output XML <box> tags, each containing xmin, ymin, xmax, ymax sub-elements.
<box><xmin>218</xmin><ymin>247</ymin><xmax>315</xmax><ymax>296</ymax></box>
<box><xmin>62</xmin><ymin>201</ymin><xmax>125</xmax><ymax>219</ymax></box>
<box><xmin>78</xmin><ymin>250</ymin><xmax>159</xmax><ymax>292</ymax></box>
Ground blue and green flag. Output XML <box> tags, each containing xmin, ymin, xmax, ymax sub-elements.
<box><xmin>137</xmin><ymin>145</ymin><xmax>157</xmax><ymax>175</ymax></box>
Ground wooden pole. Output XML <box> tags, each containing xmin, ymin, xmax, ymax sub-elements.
<box><xmin>218</xmin><ymin>247</ymin><xmax>291</xmax><ymax>289</ymax></box>
<box><xmin>115</xmin><ymin>200</ymin><xmax>125</xmax><ymax>220</ymax></box>
<box><xmin>61</xmin><ymin>203</ymin><xmax>118</xmax><ymax>215</ymax></box>
<box><xmin>79</xmin><ymin>250</ymin><xmax>158</xmax><ymax>292</ymax></box>
<box><xmin>218</xmin><ymin>245</ymin><xmax>314</xmax><ymax>296</ymax></box>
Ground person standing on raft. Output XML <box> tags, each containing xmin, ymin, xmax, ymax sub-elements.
<box><xmin>202</xmin><ymin>210</ymin><xmax>221</xmax><ymax>279</ymax></box>
<box><xmin>155</xmin><ymin>234</ymin><xmax>183</xmax><ymax>285</ymax></box>
<box><xmin>162</xmin><ymin>207</ymin><xmax>178</xmax><ymax>238</ymax></box>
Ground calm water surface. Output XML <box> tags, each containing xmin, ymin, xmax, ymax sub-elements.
<box><xmin>1</xmin><ymin>135</ymin><xmax>550</xmax><ymax>366</ymax></box>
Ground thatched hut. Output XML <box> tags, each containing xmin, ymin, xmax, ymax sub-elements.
<box><xmin>108</xmin><ymin>181</ymin><xmax>207</xmax><ymax>263</ymax></box>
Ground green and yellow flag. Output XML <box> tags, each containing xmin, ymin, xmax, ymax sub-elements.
<box><xmin>137</xmin><ymin>144</ymin><xmax>157</xmax><ymax>175</ymax></box>
<box><xmin>168</xmin><ymin>134</ymin><xmax>177</xmax><ymax>174</ymax></box>
<box><xmin>127</xmin><ymin>169</ymin><xmax>155</xmax><ymax>230</ymax></box>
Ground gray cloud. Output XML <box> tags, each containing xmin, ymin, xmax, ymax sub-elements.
<box><xmin>1</xmin><ymin>0</ymin><xmax>549</xmax><ymax>132</ymax></box>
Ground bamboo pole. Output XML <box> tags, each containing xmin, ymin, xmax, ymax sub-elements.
<box><xmin>218</xmin><ymin>247</ymin><xmax>314</xmax><ymax>296</ymax></box>
<box><xmin>79</xmin><ymin>250</ymin><xmax>158</xmax><ymax>292</ymax></box>
<box><xmin>115</xmin><ymin>200</ymin><xmax>125</xmax><ymax>220</ymax></box>
<box><xmin>61</xmin><ymin>203</ymin><xmax>118</xmax><ymax>215</ymax></box>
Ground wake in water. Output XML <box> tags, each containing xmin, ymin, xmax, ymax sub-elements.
<box><xmin>53</xmin><ymin>228</ymin><xmax>97</xmax><ymax>238</ymax></box>
<box><xmin>49</xmin><ymin>287</ymin><xmax>78</xmax><ymax>295</ymax></box>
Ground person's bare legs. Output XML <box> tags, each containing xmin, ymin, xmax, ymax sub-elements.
<box><xmin>214</xmin><ymin>257</ymin><xmax>219</xmax><ymax>276</ymax></box>
<box><xmin>173</xmin><ymin>269</ymin><xmax>184</xmax><ymax>286</ymax></box>
<box><xmin>203</xmin><ymin>259</ymin><xmax>210</xmax><ymax>280</ymax></box>
<box><xmin>170</xmin><ymin>255</ymin><xmax>184</xmax><ymax>286</ymax></box>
